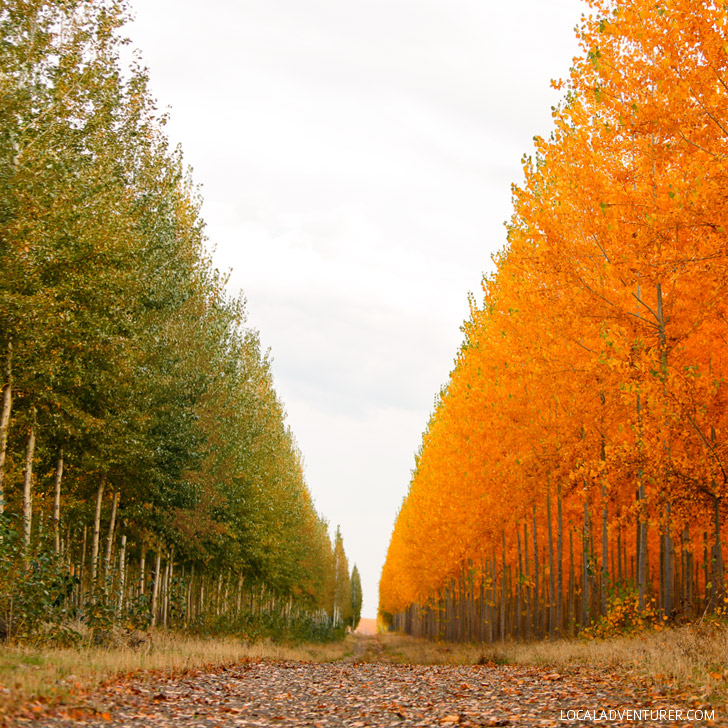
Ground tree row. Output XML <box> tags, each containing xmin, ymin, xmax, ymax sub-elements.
<box><xmin>380</xmin><ymin>0</ymin><xmax>728</xmax><ymax>640</ymax></box>
<box><xmin>0</xmin><ymin>0</ymin><xmax>356</xmax><ymax>642</ymax></box>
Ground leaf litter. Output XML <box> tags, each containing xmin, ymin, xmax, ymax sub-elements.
<box><xmin>7</xmin><ymin>652</ymin><xmax>723</xmax><ymax>728</ymax></box>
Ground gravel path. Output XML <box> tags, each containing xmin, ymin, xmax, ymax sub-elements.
<box><xmin>10</xmin><ymin>639</ymin><xmax>724</xmax><ymax>728</ymax></box>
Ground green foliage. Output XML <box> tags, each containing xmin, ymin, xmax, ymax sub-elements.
<box><xmin>0</xmin><ymin>0</ymin><xmax>351</xmax><ymax>646</ymax></box>
<box><xmin>188</xmin><ymin>609</ymin><xmax>346</xmax><ymax>644</ymax></box>
<box><xmin>0</xmin><ymin>517</ymin><xmax>77</xmax><ymax>642</ymax></box>
<box><xmin>350</xmin><ymin>565</ymin><xmax>363</xmax><ymax>629</ymax></box>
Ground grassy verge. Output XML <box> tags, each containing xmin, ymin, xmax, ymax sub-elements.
<box><xmin>2</xmin><ymin>623</ymin><xmax>726</xmax><ymax>714</ymax></box>
<box><xmin>375</xmin><ymin>623</ymin><xmax>728</xmax><ymax>706</ymax></box>
<box><xmin>0</xmin><ymin>631</ymin><xmax>354</xmax><ymax>713</ymax></box>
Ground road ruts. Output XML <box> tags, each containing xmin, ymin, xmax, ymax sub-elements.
<box><xmin>11</xmin><ymin>651</ymin><xmax>725</xmax><ymax>728</ymax></box>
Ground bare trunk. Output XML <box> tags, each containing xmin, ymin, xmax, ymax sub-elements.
<box><xmin>22</xmin><ymin>423</ymin><xmax>36</xmax><ymax>556</ymax></box>
<box><xmin>103</xmin><ymin>490</ymin><xmax>119</xmax><ymax>589</ymax></box>
<box><xmin>556</xmin><ymin>483</ymin><xmax>563</xmax><ymax>633</ymax></box>
<box><xmin>532</xmin><ymin>505</ymin><xmax>539</xmax><ymax>638</ymax></box>
<box><xmin>500</xmin><ymin>531</ymin><xmax>506</xmax><ymax>641</ymax></box>
<box><xmin>523</xmin><ymin>521</ymin><xmax>531</xmax><ymax>640</ymax></box>
<box><xmin>80</xmin><ymin>525</ymin><xmax>88</xmax><ymax>593</ymax></box>
<box><xmin>581</xmin><ymin>497</ymin><xmax>591</xmax><ymax>627</ymax></box>
<box><xmin>90</xmin><ymin>483</ymin><xmax>105</xmax><ymax>585</ymax></box>
<box><xmin>712</xmin><ymin>495</ymin><xmax>724</xmax><ymax>607</ymax></box>
<box><xmin>516</xmin><ymin>528</ymin><xmax>523</xmax><ymax>640</ymax></box>
<box><xmin>53</xmin><ymin>449</ymin><xmax>64</xmax><ymax>554</ymax></box>
<box><xmin>547</xmin><ymin>489</ymin><xmax>556</xmax><ymax>636</ymax></box>
<box><xmin>663</xmin><ymin>502</ymin><xmax>674</xmax><ymax>617</ymax></box>
<box><xmin>162</xmin><ymin>557</ymin><xmax>170</xmax><ymax>627</ymax></box>
<box><xmin>601</xmin><ymin>483</ymin><xmax>608</xmax><ymax>616</ymax></box>
<box><xmin>139</xmin><ymin>545</ymin><xmax>147</xmax><ymax>596</ymax></box>
<box><xmin>117</xmin><ymin>534</ymin><xmax>127</xmax><ymax>615</ymax></box>
<box><xmin>568</xmin><ymin>529</ymin><xmax>575</xmax><ymax>633</ymax></box>
<box><xmin>0</xmin><ymin>343</ymin><xmax>12</xmax><ymax>515</ymax></box>
<box><xmin>151</xmin><ymin>551</ymin><xmax>162</xmax><ymax>627</ymax></box>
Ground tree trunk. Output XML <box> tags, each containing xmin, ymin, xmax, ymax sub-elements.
<box><xmin>568</xmin><ymin>529</ymin><xmax>575</xmax><ymax>633</ymax></box>
<box><xmin>601</xmin><ymin>483</ymin><xmax>608</xmax><ymax>617</ymax></box>
<box><xmin>151</xmin><ymin>551</ymin><xmax>162</xmax><ymax>627</ymax></box>
<box><xmin>547</xmin><ymin>489</ymin><xmax>556</xmax><ymax>636</ymax></box>
<box><xmin>53</xmin><ymin>449</ymin><xmax>64</xmax><ymax>555</ymax></box>
<box><xmin>663</xmin><ymin>502</ymin><xmax>674</xmax><ymax>617</ymax></box>
<box><xmin>139</xmin><ymin>545</ymin><xmax>147</xmax><ymax>596</ymax></box>
<box><xmin>162</xmin><ymin>557</ymin><xmax>171</xmax><ymax>627</ymax></box>
<box><xmin>532</xmin><ymin>505</ymin><xmax>539</xmax><ymax>638</ymax></box>
<box><xmin>516</xmin><ymin>528</ymin><xmax>523</xmax><ymax>641</ymax></box>
<box><xmin>90</xmin><ymin>483</ymin><xmax>105</xmax><ymax>585</ymax></box>
<box><xmin>80</xmin><ymin>525</ymin><xmax>88</xmax><ymax>594</ymax></box>
<box><xmin>0</xmin><ymin>343</ymin><xmax>12</xmax><ymax>516</ymax></box>
<box><xmin>712</xmin><ymin>495</ymin><xmax>724</xmax><ymax>608</ymax></box>
<box><xmin>22</xmin><ymin>423</ymin><xmax>36</xmax><ymax>557</ymax></box>
<box><xmin>117</xmin><ymin>534</ymin><xmax>127</xmax><ymax>615</ymax></box>
<box><xmin>103</xmin><ymin>490</ymin><xmax>119</xmax><ymax>590</ymax></box>
<box><xmin>500</xmin><ymin>531</ymin><xmax>506</xmax><ymax>641</ymax></box>
<box><xmin>523</xmin><ymin>521</ymin><xmax>531</xmax><ymax>640</ymax></box>
<box><xmin>557</xmin><ymin>483</ymin><xmax>563</xmax><ymax>634</ymax></box>
<box><xmin>582</xmin><ymin>496</ymin><xmax>591</xmax><ymax>627</ymax></box>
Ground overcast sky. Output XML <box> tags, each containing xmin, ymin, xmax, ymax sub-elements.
<box><xmin>126</xmin><ymin>0</ymin><xmax>586</xmax><ymax>618</ymax></box>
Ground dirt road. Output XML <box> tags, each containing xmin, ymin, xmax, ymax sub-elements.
<box><xmin>12</xmin><ymin>636</ymin><xmax>722</xmax><ymax>727</ymax></box>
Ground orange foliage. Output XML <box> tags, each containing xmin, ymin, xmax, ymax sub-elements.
<box><xmin>380</xmin><ymin>0</ymin><xmax>728</xmax><ymax>631</ymax></box>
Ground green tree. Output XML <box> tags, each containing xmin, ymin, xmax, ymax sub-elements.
<box><xmin>350</xmin><ymin>565</ymin><xmax>362</xmax><ymax>629</ymax></box>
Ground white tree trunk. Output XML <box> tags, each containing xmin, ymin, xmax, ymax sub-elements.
<box><xmin>0</xmin><ymin>343</ymin><xmax>12</xmax><ymax>516</ymax></box>
<box><xmin>117</xmin><ymin>534</ymin><xmax>127</xmax><ymax>614</ymax></box>
<box><xmin>103</xmin><ymin>490</ymin><xmax>119</xmax><ymax>590</ymax></box>
<box><xmin>53</xmin><ymin>449</ymin><xmax>64</xmax><ymax>554</ymax></box>
<box><xmin>90</xmin><ymin>483</ymin><xmax>105</xmax><ymax>585</ymax></box>
<box><xmin>151</xmin><ymin>551</ymin><xmax>162</xmax><ymax>627</ymax></box>
<box><xmin>22</xmin><ymin>424</ymin><xmax>36</xmax><ymax>556</ymax></box>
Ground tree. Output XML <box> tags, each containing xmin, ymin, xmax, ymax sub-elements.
<box><xmin>350</xmin><ymin>565</ymin><xmax>362</xmax><ymax>630</ymax></box>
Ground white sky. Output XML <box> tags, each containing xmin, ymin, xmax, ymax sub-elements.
<box><xmin>126</xmin><ymin>0</ymin><xmax>586</xmax><ymax>618</ymax></box>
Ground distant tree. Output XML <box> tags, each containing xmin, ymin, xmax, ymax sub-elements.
<box><xmin>333</xmin><ymin>527</ymin><xmax>352</xmax><ymax>626</ymax></box>
<box><xmin>350</xmin><ymin>565</ymin><xmax>362</xmax><ymax>629</ymax></box>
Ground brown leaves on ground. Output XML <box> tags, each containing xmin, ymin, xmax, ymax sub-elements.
<box><xmin>7</xmin><ymin>656</ymin><xmax>722</xmax><ymax>727</ymax></box>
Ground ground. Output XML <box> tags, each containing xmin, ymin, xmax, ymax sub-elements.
<box><xmin>6</xmin><ymin>633</ymin><xmax>725</xmax><ymax>727</ymax></box>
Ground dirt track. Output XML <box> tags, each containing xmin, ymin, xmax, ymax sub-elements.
<box><xmin>12</xmin><ymin>636</ymin><xmax>724</xmax><ymax>728</ymax></box>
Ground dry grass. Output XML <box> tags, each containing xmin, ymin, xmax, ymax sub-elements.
<box><xmin>376</xmin><ymin>623</ymin><xmax>728</xmax><ymax>704</ymax></box>
<box><xmin>3</xmin><ymin>624</ymin><xmax>727</xmax><ymax>713</ymax></box>
<box><xmin>0</xmin><ymin>631</ymin><xmax>353</xmax><ymax>711</ymax></box>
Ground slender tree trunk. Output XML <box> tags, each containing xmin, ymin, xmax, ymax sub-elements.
<box><xmin>516</xmin><ymin>529</ymin><xmax>523</xmax><ymax>641</ymax></box>
<box><xmin>90</xmin><ymin>483</ymin><xmax>105</xmax><ymax>585</ymax></box>
<box><xmin>162</xmin><ymin>557</ymin><xmax>170</xmax><ymax>627</ymax></box>
<box><xmin>117</xmin><ymin>534</ymin><xmax>127</xmax><ymax>615</ymax></box>
<box><xmin>663</xmin><ymin>502</ymin><xmax>674</xmax><ymax>617</ymax></box>
<box><xmin>500</xmin><ymin>531</ymin><xmax>506</xmax><ymax>641</ymax></box>
<box><xmin>568</xmin><ymin>529</ymin><xmax>575</xmax><ymax>633</ymax></box>
<box><xmin>601</xmin><ymin>483</ymin><xmax>609</xmax><ymax>617</ymax></box>
<box><xmin>617</xmin><ymin>523</ymin><xmax>623</xmax><ymax>586</ymax></box>
<box><xmin>80</xmin><ymin>525</ymin><xmax>88</xmax><ymax>595</ymax></box>
<box><xmin>151</xmin><ymin>551</ymin><xmax>162</xmax><ymax>627</ymax></box>
<box><xmin>582</xmin><ymin>497</ymin><xmax>591</xmax><ymax>627</ymax></box>
<box><xmin>53</xmin><ymin>449</ymin><xmax>64</xmax><ymax>555</ymax></box>
<box><xmin>139</xmin><ymin>545</ymin><xmax>147</xmax><ymax>596</ymax></box>
<box><xmin>712</xmin><ymin>495</ymin><xmax>724</xmax><ymax>607</ymax></box>
<box><xmin>0</xmin><ymin>343</ymin><xmax>12</xmax><ymax>516</ymax></box>
<box><xmin>684</xmin><ymin>527</ymin><xmax>693</xmax><ymax>614</ymax></box>
<box><xmin>22</xmin><ymin>422</ymin><xmax>36</xmax><ymax>557</ymax></box>
<box><xmin>556</xmin><ymin>483</ymin><xmax>563</xmax><ymax>634</ymax></box>
<box><xmin>547</xmin><ymin>490</ymin><xmax>556</xmax><ymax>636</ymax></box>
<box><xmin>103</xmin><ymin>490</ymin><xmax>119</xmax><ymax>590</ymax></box>
<box><xmin>532</xmin><ymin>505</ymin><xmax>539</xmax><ymax>638</ymax></box>
<box><xmin>523</xmin><ymin>522</ymin><xmax>531</xmax><ymax>640</ymax></box>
